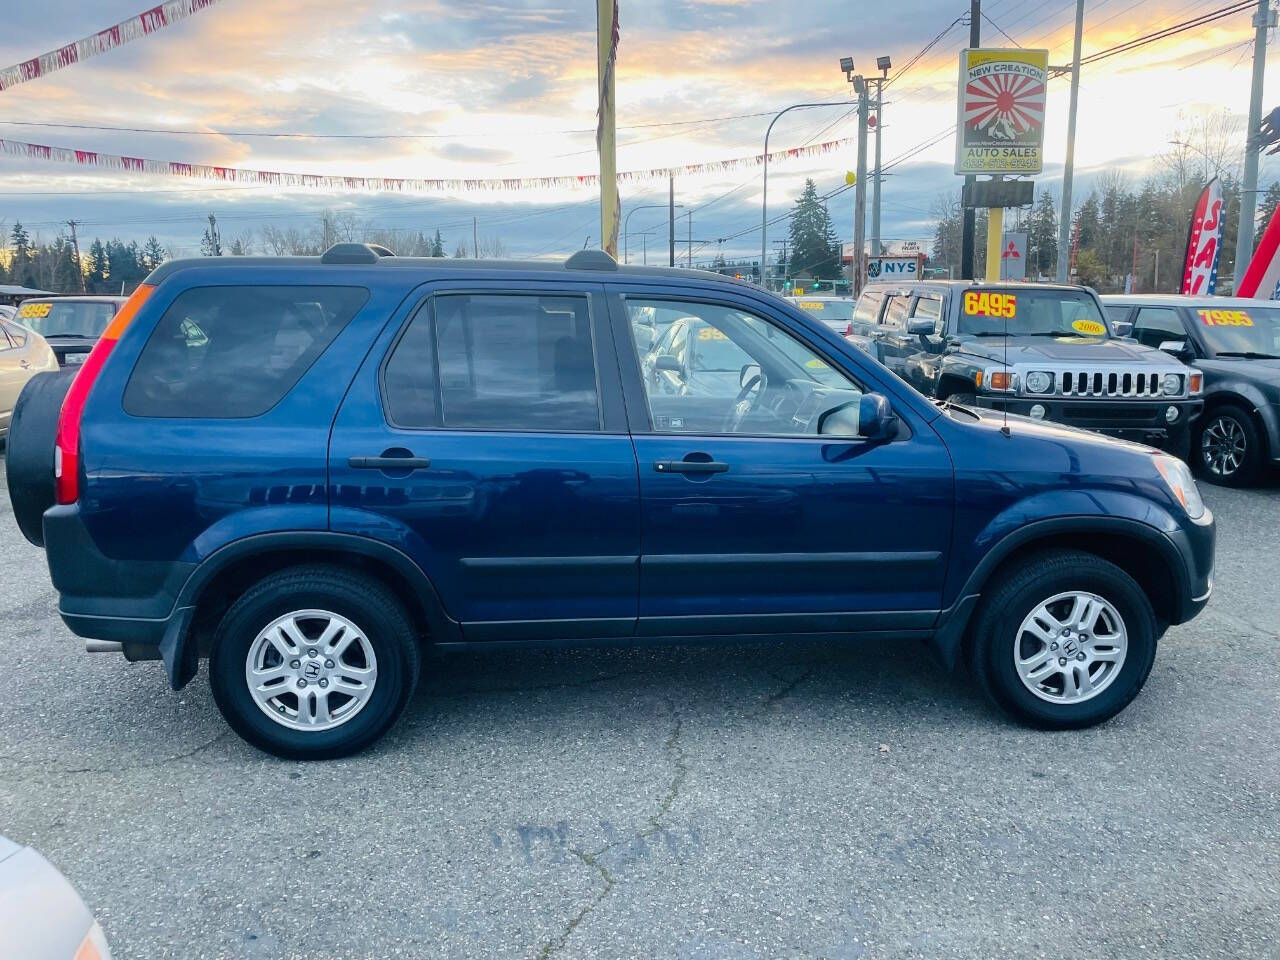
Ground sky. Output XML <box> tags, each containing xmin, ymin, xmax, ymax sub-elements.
<box><xmin>0</xmin><ymin>0</ymin><xmax>1276</xmax><ymax>265</ymax></box>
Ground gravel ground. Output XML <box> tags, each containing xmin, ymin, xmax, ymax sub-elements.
<box><xmin>0</xmin><ymin>470</ymin><xmax>1277</xmax><ymax>960</ymax></box>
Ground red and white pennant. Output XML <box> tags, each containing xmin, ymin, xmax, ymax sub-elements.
<box><xmin>0</xmin><ymin>136</ymin><xmax>852</xmax><ymax>193</ymax></box>
<box><xmin>0</xmin><ymin>0</ymin><xmax>225</xmax><ymax>92</ymax></box>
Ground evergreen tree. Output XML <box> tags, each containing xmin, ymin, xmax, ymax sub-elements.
<box><xmin>453</xmin><ymin>242</ymin><xmax>467</xmax><ymax>258</ymax></box>
<box><xmin>200</xmin><ymin>213</ymin><xmax>222</xmax><ymax>257</ymax></box>
<box><xmin>142</xmin><ymin>236</ymin><xmax>166</xmax><ymax>273</ymax></box>
<box><xmin>52</xmin><ymin>235</ymin><xmax>81</xmax><ymax>292</ymax></box>
<box><xmin>786</xmin><ymin>179</ymin><xmax>841</xmax><ymax>279</ymax></box>
<box><xmin>1027</xmin><ymin>190</ymin><xmax>1058</xmax><ymax>278</ymax></box>
<box><xmin>430</xmin><ymin>229</ymin><xmax>446</xmax><ymax>257</ymax></box>
<box><xmin>229</xmin><ymin>238</ymin><xmax>246</xmax><ymax>256</ymax></box>
<box><xmin>87</xmin><ymin>239</ymin><xmax>108</xmax><ymax>292</ymax></box>
<box><xmin>10</xmin><ymin>221</ymin><xmax>34</xmax><ymax>287</ymax></box>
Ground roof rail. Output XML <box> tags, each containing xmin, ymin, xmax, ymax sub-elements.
<box><xmin>564</xmin><ymin>249</ymin><xmax>617</xmax><ymax>272</ymax></box>
<box><xmin>320</xmin><ymin>242</ymin><xmax>396</xmax><ymax>265</ymax></box>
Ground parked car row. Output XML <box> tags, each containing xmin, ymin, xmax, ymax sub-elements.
<box><xmin>0</xmin><ymin>296</ymin><xmax>125</xmax><ymax>445</ymax></box>
<box><xmin>7</xmin><ymin>246</ymin><xmax>1215</xmax><ymax>758</ymax></box>
<box><xmin>811</xmin><ymin>282</ymin><xmax>1277</xmax><ymax>487</ymax></box>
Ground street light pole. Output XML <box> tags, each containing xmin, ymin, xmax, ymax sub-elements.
<box><xmin>871</xmin><ymin>56</ymin><xmax>891</xmax><ymax>260</ymax></box>
<box><xmin>1234</xmin><ymin>0</ymin><xmax>1276</xmax><ymax>288</ymax></box>
<box><xmin>761</xmin><ymin>99</ymin><xmax>847</xmax><ymax>288</ymax></box>
<box><xmin>624</xmin><ymin>203</ymin><xmax>681</xmax><ymax>264</ymax></box>
<box><xmin>853</xmin><ymin>78</ymin><xmax>869</xmax><ymax>296</ymax></box>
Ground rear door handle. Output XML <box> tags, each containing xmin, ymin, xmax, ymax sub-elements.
<box><xmin>653</xmin><ymin>460</ymin><xmax>728</xmax><ymax>474</ymax></box>
<box><xmin>348</xmin><ymin>456</ymin><xmax>431</xmax><ymax>470</ymax></box>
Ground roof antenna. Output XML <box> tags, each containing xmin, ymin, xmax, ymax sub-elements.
<box><xmin>1001</xmin><ymin>281</ymin><xmax>1011</xmax><ymax>437</ymax></box>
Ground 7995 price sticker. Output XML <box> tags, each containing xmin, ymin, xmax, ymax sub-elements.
<box><xmin>1197</xmin><ymin>309</ymin><xmax>1252</xmax><ymax>327</ymax></box>
<box><xmin>963</xmin><ymin>291</ymin><xmax>1016</xmax><ymax>318</ymax></box>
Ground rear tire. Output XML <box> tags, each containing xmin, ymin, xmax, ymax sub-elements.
<box><xmin>1193</xmin><ymin>404</ymin><xmax>1262</xmax><ymax>487</ymax></box>
<box><xmin>210</xmin><ymin>565</ymin><xmax>420</xmax><ymax>760</ymax></box>
<box><xmin>5</xmin><ymin>369</ymin><xmax>75</xmax><ymax>546</ymax></box>
<box><xmin>970</xmin><ymin>550</ymin><xmax>1158</xmax><ymax>730</ymax></box>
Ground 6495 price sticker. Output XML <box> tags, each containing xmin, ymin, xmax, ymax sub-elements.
<box><xmin>963</xmin><ymin>291</ymin><xmax>1016</xmax><ymax>318</ymax></box>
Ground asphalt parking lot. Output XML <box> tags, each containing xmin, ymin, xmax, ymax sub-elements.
<box><xmin>1</xmin><ymin>469</ymin><xmax>1277</xmax><ymax>960</ymax></box>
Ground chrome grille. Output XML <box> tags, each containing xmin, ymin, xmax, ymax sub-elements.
<box><xmin>1058</xmin><ymin>369</ymin><xmax>1165</xmax><ymax>397</ymax></box>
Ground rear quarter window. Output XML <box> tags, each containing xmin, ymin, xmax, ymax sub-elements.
<box><xmin>123</xmin><ymin>285</ymin><xmax>368</xmax><ymax>418</ymax></box>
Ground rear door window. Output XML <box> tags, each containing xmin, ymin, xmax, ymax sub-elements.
<box><xmin>382</xmin><ymin>293</ymin><xmax>601</xmax><ymax>432</ymax></box>
<box><xmin>124</xmin><ymin>285</ymin><xmax>368</xmax><ymax>418</ymax></box>
<box><xmin>852</xmin><ymin>290</ymin><xmax>885</xmax><ymax>327</ymax></box>
<box><xmin>882</xmin><ymin>295</ymin><xmax>911</xmax><ymax>329</ymax></box>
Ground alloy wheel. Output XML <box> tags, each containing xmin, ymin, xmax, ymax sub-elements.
<box><xmin>1013</xmin><ymin>591</ymin><xmax>1128</xmax><ymax>704</ymax></box>
<box><xmin>1201</xmin><ymin>414</ymin><xmax>1247</xmax><ymax>478</ymax></box>
<box><xmin>244</xmin><ymin>609</ymin><xmax>378</xmax><ymax>731</ymax></box>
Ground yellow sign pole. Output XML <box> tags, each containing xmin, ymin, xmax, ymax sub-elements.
<box><xmin>985</xmin><ymin>205</ymin><xmax>1004</xmax><ymax>281</ymax></box>
<box><xmin>596</xmin><ymin>0</ymin><xmax>619</xmax><ymax>258</ymax></box>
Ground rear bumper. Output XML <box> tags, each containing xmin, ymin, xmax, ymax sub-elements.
<box><xmin>974</xmin><ymin>396</ymin><xmax>1203</xmax><ymax>441</ymax></box>
<box><xmin>44</xmin><ymin>503</ymin><xmax>196</xmax><ymax>686</ymax></box>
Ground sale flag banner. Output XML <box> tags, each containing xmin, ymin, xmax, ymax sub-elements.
<box><xmin>954</xmin><ymin>48</ymin><xmax>1048</xmax><ymax>175</ymax></box>
<box><xmin>1181</xmin><ymin>178</ymin><xmax>1225</xmax><ymax>295</ymax></box>
<box><xmin>1235</xmin><ymin>203</ymin><xmax>1280</xmax><ymax>299</ymax></box>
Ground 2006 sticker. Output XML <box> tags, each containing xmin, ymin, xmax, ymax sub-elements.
<box><xmin>1071</xmin><ymin>319</ymin><xmax>1106</xmax><ymax>336</ymax></box>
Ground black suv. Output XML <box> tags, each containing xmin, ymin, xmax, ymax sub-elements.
<box><xmin>851</xmin><ymin>281</ymin><xmax>1203</xmax><ymax>454</ymax></box>
<box><xmin>1103</xmin><ymin>294</ymin><xmax>1280</xmax><ymax>486</ymax></box>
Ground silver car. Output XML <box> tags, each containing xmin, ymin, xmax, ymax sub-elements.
<box><xmin>0</xmin><ymin>320</ymin><xmax>59</xmax><ymax>441</ymax></box>
<box><xmin>0</xmin><ymin>836</ymin><xmax>110</xmax><ymax>958</ymax></box>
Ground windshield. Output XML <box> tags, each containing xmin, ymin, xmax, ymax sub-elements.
<box><xmin>791</xmin><ymin>299</ymin><xmax>854</xmax><ymax>321</ymax></box>
<box><xmin>956</xmin><ymin>288</ymin><xmax>1109</xmax><ymax>338</ymax></box>
<box><xmin>16</xmin><ymin>300</ymin><xmax>118</xmax><ymax>338</ymax></box>
<box><xmin>1195</xmin><ymin>306</ymin><xmax>1280</xmax><ymax>356</ymax></box>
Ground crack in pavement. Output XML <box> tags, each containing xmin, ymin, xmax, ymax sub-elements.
<box><xmin>0</xmin><ymin>730</ymin><xmax>231</xmax><ymax>775</ymax></box>
<box><xmin>536</xmin><ymin>699</ymin><xmax>687</xmax><ymax>959</ymax></box>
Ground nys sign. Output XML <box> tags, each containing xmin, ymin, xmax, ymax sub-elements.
<box><xmin>867</xmin><ymin>256</ymin><xmax>921</xmax><ymax>279</ymax></box>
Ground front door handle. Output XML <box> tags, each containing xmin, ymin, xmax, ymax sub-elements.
<box><xmin>653</xmin><ymin>459</ymin><xmax>728</xmax><ymax>475</ymax></box>
<box><xmin>349</xmin><ymin>455</ymin><xmax>431</xmax><ymax>470</ymax></box>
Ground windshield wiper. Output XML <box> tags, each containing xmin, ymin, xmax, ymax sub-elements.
<box><xmin>1215</xmin><ymin>351</ymin><xmax>1280</xmax><ymax>359</ymax></box>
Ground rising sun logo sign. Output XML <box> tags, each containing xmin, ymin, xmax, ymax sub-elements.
<box><xmin>955</xmin><ymin>48</ymin><xmax>1049</xmax><ymax>176</ymax></box>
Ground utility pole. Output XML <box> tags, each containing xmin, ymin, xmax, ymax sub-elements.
<box><xmin>596</xmin><ymin>0</ymin><xmax>619</xmax><ymax>258</ymax></box>
<box><xmin>687</xmin><ymin>211</ymin><xmax>693</xmax><ymax>267</ymax></box>
<box><xmin>961</xmin><ymin>0</ymin><xmax>980</xmax><ymax>280</ymax></box>
<box><xmin>65</xmin><ymin>219</ymin><xmax>86</xmax><ymax>292</ymax></box>
<box><xmin>871</xmin><ymin>57</ymin><xmax>891</xmax><ymax>259</ymax></box>
<box><xmin>853</xmin><ymin>79</ymin><xmax>870</xmax><ymax>296</ymax></box>
<box><xmin>473</xmin><ymin>216</ymin><xmax>478</xmax><ymax>258</ymax></box>
<box><xmin>1234</xmin><ymin>0</ymin><xmax>1275</xmax><ymax>288</ymax></box>
<box><xmin>1056</xmin><ymin>0</ymin><xmax>1085</xmax><ymax>282</ymax></box>
<box><xmin>669</xmin><ymin>173</ymin><xmax>676</xmax><ymax>267</ymax></box>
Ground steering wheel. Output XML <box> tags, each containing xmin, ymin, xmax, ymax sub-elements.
<box><xmin>722</xmin><ymin>369</ymin><xmax>766</xmax><ymax>433</ymax></box>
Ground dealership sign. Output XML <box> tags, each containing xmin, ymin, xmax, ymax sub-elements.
<box><xmin>867</xmin><ymin>255</ymin><xmax>924</xmax><ymax>279</ymax></box>
<box><xmin>955</xmin><ymin>48</ymin><xmax>1048</xmax><ymax>175</ymax></box>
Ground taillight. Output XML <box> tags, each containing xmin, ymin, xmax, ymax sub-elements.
<box><xmin>54</xmin><ymin>284</ymin><xmax>153</xmax><ymax>504</ymax></box>
<box><xmin>844</xmin><ymin>322</ymin><xmax>853</xmax><ymax>336</ymax></box>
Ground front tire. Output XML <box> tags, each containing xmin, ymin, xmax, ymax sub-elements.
<box><xmin>210</xmin><ymin>565</ymin><xmax>420</xmax><ymax>760</ymax></box>
<box><xmin>1194</xmin><ymin>404</ymin><xmax>1262</xmax><ymax>486</ymax></box>
<box><xmin>970</xmin><ymin>550</ymin><xmax>1158</xmax><ymax>730</ymax></box>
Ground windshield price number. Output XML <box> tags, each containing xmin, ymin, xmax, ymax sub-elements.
<box><xmin>17</xmin><ymin>302</ymin><xmax>51</xmax><ymax>319</ymax></box>
<box><xmin>697</xmin><ymin>327</ymin><xmax>728</xmax><ymax>340</ymax></box>
<box><xmin>1198</xmin><ymin>309</ymin><xmax>1253</xmax><ymax>327</ymax></box>
<box><xmin>963</xmin><ymin>291</ymin><xmax>1016</xmax><ymax>318</ymax></box>
<box><xmin>796</xmin><ymin>301</ymin><xmax>825</xmax><ymax>311</ymax></box>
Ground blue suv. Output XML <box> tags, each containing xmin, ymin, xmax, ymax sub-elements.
<box><xmin>6</xmin><ymin>246</ymin><xmax>1216</xmax><ymax>759</ymax></box>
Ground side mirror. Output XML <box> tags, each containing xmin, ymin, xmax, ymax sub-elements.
<box><xmin>739</xmin><ymin>362</ymin><xmax>762</xmax><ymax>388</ymax></box>
<box><xmin>816</xmin><ymin>392</ymin><xmax>898</xmax><ymax>441</ymax></box>
<box><xmin>1112</xmin><ymin>320</ymin><xmax>1134</xmax><ymax>338</ymax></box>
<box><xmin>1158</xmin><ymin>339</ymin><xmax>1194</xmax><ymax>360</ymax></box>
<box><xmin>906</xmin><ymin>317</ymin><xmax>936</xmax><ymax>336</ymax></box>
<box><xmin>655</xmin><ymin>354</ymin><xmax>683</xmax><ymax>374</ymax></box>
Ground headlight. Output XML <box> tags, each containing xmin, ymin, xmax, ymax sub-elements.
<box><xmin>1025</xmin><ymin>370</ymin><xmax>1054</xmax><ymax>394</ymax></box>
<box><xmin>1162</xmin><ymin>373</ymin><xmax>1181</xmax><ymax>396</ymax></box>
<box><xmin>1153</xmin><ymin>454</ymin><xmax>1205</xmax><ymax>520</ymax></box>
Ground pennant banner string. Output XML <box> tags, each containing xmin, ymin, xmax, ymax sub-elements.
<box><xmin>0</xmin><ymin>1</ymin><xmax>226</xmax><ymax>93</ymax></box>
<box><xmin>0</xmin><ymin>137</ymin><xmax>853</xmax><ymax>193</ymax></box>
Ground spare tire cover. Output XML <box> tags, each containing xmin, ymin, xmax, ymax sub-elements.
<box><xmin>6</xmin><ymin>369</ymin><xmax>75</xmax><ymax>547</ymax></box>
